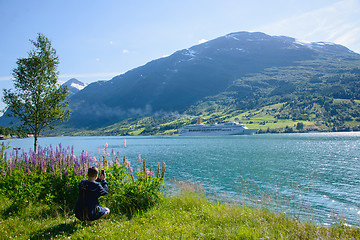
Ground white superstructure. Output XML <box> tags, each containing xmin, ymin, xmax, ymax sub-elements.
<box><xmin>178</xmin><ymin>121</ymin><xmax>258</xmax><ymax>136</ymax></box>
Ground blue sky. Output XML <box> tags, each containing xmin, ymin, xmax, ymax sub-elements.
<box><xmin>0</xmin><ymin>0</ymin><xmax>359</xmax><ymax>88</ymax></box>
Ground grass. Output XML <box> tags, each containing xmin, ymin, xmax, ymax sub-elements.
<box><xmin>1</xmin><ymin>185</ymin><xmax>360</xmax><ymax>239</ymax></box>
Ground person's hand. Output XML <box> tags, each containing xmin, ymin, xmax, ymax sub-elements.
<box><xmin>99</xmin><ymin>171</ymin><xmax>106</xmax><ymax>180</ymax></box>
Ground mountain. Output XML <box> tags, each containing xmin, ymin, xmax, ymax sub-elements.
<box><xmin>65</xmin><ymin>31</ymin><xmax>360</xmax><ymax>130</ymax></box>
<box><xmin>63</xmin><ymin>78</ymin><xmax>87</xmax><ymax>96</ymax></box>
<box><xmin>2</xmin><ymin>31</ymin><xmax>360</xmax><ymax>134</ymax></box>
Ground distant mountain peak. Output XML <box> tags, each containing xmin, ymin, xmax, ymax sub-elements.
<box><xmin>63</xmin><ymin>78</ymin><xmax>87</xmax><ymax>96</ymax></box>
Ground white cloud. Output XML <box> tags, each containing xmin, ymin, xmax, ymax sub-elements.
<box><xmin>122</xmin><ymin>49</ymin><xmax>129</xmax><ymax>54</ymax></box>
<box><xmin>256</xmin><ymin>0</ymin><xmax>360</xmax><ymax>53</ymax></box>
<box><xmin>96</xmin><ymin>58</ymin><xmax>100</xmax><ymax>62</ymax></box>
<box><xmin>109</xmin><ymin>41</ymin><xmax>113</xmax><ymax>45</ymax></box>
<box><xmin>198</xmin><ymin>39</ymin><xmax>208</xmax><ymax>44</ymax></box>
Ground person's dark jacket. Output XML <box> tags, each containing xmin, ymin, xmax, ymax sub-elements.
<box><xmin>74</xmin><ymin>179</ymin><xmax>108</xmax><ymax>221</ymax></box>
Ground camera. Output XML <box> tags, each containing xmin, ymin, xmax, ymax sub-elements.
<box><xmin>100</xmin><ymin>169</ymin><xmax>105</xmax><ymax>177</ymax></box>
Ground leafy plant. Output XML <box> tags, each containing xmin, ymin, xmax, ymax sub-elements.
<box><xmin>0</xmin><ymin>141</ymin><xmax>166</xmax><ymax>217</ymax></box>
<box><xmin>98</xmin><ymin>143</ymin><xmax>166</xmax><ymax>218</ymax></box>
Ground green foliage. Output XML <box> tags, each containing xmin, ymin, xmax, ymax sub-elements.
<box><xmin>0</xmin><ymin>144</ymin><xmax>85</xmax><ymax>211</ymax></box>
<box><xmin>0</xmin><ymin>142</ymin><xmax>165</xmax><ymax>220</ymax></box>
<box><xmin>2</xmin><ymin>33</ymin><xmax>70</xmax><ymax>151</ymax></box>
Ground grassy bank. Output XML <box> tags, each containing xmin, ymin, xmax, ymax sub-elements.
<box><xmin>1</xmin><ymin>191</ymin><xmax>359</xmax><ymax>239</ymax></box>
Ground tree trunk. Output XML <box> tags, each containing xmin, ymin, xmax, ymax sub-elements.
<box><xmin>34</xmin><ymin>132</ymin><xmax>38</xmax><ymax>153</ymax></box>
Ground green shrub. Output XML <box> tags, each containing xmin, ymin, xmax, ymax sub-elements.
<box><xmin>0</xmin><ymin>141</ymin><xmax>165</xmax><ymax>217</ymax></box>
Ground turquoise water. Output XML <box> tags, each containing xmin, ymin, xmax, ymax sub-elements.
<box><xmin>5</xmin><ymin>132</ymin><xmax>360</xmax><ymax>226</ymax></box>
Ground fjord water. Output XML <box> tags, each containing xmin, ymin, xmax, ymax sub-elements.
<box><xmin>6</xmin><ymin>132</ymin><xmax>360</xmax><ymax>226</ymax></box>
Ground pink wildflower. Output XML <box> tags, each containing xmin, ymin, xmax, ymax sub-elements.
<box><xmin>124</xmin><ymin>139</ymin><xmax>127</xmax><ymax>148</ymax></box>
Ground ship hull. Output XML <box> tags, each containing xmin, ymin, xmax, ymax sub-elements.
<box><xmin>178</xmin><ymin>123</ymin><xmax>258</xmax><ymax>136</ymax></box>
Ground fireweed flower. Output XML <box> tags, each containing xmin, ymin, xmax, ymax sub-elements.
<box><xmin>66</xmin><ymin>182</ymin><xmax>71</xmax><ymax>192</ymax></box>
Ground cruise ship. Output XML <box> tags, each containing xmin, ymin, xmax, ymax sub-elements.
<box><xmin>178</xmin><ymin>119</ymin><xmax>258</xmax><ymax>136</ymax></box>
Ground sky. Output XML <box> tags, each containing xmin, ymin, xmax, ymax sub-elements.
<box><xmin>0</xmin><ymin>0</ymin><xmax>359</xmax><ymax>91</ymax></box>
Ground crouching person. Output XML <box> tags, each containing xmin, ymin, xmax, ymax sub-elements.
<box><xmin>75</xmin><ymin>167</ymin><xmax>110</xmax><ymax>222</ymax></box>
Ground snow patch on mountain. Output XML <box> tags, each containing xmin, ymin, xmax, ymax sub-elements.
<box><xmin>225</xmin><ymin>34</ymin><xmax>240</xmax><ymax>41</ymax></box>
<box><xmin>295</xmin><ymin>39</ymin><xmax>338</xmax><ymax>48</ymax></box>
<box><xmin>295</xmin><ymin>39</ymin><xmax>312</xmax><ymax>46</ymax></box>
<box><xmin>71</xmin><ymin>82</ymin><xmax>86</xmax><ymax>91</ymax></box>
<box><xmin>183</xmin><ymin>49</ymin><xmax>198</xmax><ymax>57</ymax></box>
